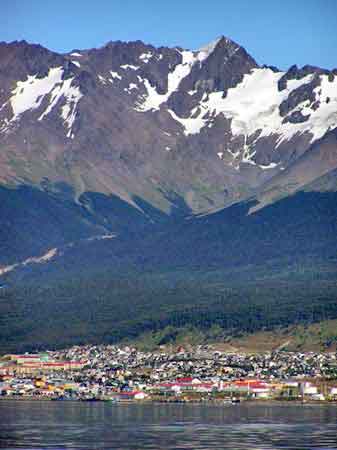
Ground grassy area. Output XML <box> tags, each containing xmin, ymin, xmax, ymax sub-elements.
<box><xmin>125</xmin><ymin>320</ymin><xmax>337</xmax><ymax>353</ymax></box>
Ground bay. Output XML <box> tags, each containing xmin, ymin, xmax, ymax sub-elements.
<box><xmin>0</xmin><ymin>400</ymin><xmax>337</xmax><ymax>449</ymax></box>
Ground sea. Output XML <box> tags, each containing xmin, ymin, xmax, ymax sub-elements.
<box><xmin>0</xmin><ymin>400</ymin><xmax>337</xmax><ymax>449</ymax></box>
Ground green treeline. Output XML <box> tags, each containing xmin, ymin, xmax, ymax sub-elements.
<box><xmin>1</xmin><ymin>267</ymin><xmax>337</xmax><ymax>353</ymax></box>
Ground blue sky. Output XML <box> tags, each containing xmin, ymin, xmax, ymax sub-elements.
<box><xmin>1</xmin><ymin>0</ymin><xmax>337</xmax><ymax>70</ymax></box>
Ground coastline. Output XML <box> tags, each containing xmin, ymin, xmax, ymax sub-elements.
<box><xmin>1</xmin><ymin>396</ymin><xmax>337</xmax><ymax>406</ymax></box>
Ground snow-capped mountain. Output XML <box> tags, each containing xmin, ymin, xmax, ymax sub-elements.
<box><xmin>1</xmin><ymin>36</ymin><xmax>336</xmax><ymax>212</ymax></box>
<box><xmin>1</xmin><ymin>36</ymin><xmax>337</xmax><ymax>353</ymax></box>
<box><xmin>0</xmin><ymin>36</ymin><xmax>337</xmax><ymax>266</ymax></box>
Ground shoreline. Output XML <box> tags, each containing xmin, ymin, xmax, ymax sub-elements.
<box><xmin>1</xmin><ymin>397</ymin><xmax>337</xmax><ymax>406</ymax></box>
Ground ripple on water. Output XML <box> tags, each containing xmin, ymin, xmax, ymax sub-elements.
<box><xmin>0</xmin><ymin>401</ymin><xmax>337</xmax><ymax>449</ymax></box>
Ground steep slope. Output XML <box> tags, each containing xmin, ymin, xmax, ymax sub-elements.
<box><xmin>4</xmin><ymin>188</ymin><xmax>337</xmax><ymax>284</ymax></box>
<box><xmin>0</xmin><ymin>184</ymin><xmax>166</xmax><ymax>267</ymax></box>
<box><xmin>1</xmin><ymin>37</ymin><xmax>336</xmax><ymax>217</ymax></box>
<box><xmin>251</xmin><ymin>127</ymin><xmax>337</xmax><ymax>210</ymax></box>
<box><xmin>303</xmin><ymin>167</ymin><xmax>337</xmax><ymax>192</ymax></box>
<box><xmin>1</xmin><ymin>189</ymin><xmax>337</xmax><ymax>352</ymax></box>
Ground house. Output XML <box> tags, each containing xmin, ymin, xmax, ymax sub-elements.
<box><xmin>3</xmin><ymin>354</ymin><xmax>42</xmax><ymax>364</ymax></box>
<box><xmin>329</xmin><ymin>387</ymin><xmax>337</xmax><ymax>399</ymax></box>
<box><xmin>114</xmin><ymin>391</ymin><xmax>148</xmax><ymax>401</ymax></box>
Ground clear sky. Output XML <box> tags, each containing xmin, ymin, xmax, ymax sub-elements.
<box><xmin>1</xmin><ymin>0</ymin><xmax>337</xmax><ymax>70</ymax></box>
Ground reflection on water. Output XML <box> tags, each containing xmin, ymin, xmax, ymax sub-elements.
<box><xmin>0</xmin><ymin>401</ymin><xmax>337</xmax><ymax>449</ymax></box>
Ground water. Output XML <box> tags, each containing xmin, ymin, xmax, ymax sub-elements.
<box><xmin>0</xmin><ymin>400</ymin><xmax>337</xmax><ymax>449</ymax></box>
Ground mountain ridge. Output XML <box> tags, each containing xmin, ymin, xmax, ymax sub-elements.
<box><xmin>0</xmin><ymin>35</ymin><xmax>336</xmax><ymax>265</ymax></box>
<box><xmin>0</xmin><ymin>36</ymin><xmax>337</xmax><ymax>352</ymax></box>
<box><xmin>1</xmin><ymin>36</ymin><xmax>336</xmax><ymax>217</ymax></box>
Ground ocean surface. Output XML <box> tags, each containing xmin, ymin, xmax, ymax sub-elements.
<box><xmin>0</xmin><ymin>400</ymin><xmax>337</xmax><ymax>449</ymax></box>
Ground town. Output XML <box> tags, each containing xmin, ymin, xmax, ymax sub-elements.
<box><xmin>1</xmin><ymin>345</ymin><xmax>337</xmax><ymax>403</ymax></box>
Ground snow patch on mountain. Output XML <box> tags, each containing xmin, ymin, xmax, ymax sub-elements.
<box><xmin>0</xmin><ymin>247</ymin><xmax>58</xmax><ymax>276</ymax></box>
<box><xmin>121</xmin><ymin>64</ymin><xmax>139</xmax><ymax>71</ymax></box>
<box><xmin>139</xmin><ymin>52</ymin><xmax>152</xmax><ymax>63</ymax></box>
<box><xmin>124</xmin><ymin>83</ymin><xmax>138</xmax><ymax>94</ymax></box>
<box><xmin>136</xmin><ymin>77</ymin><xmax>164</xmax><ymax>110</ymax></box>
<box><xmin>0</xmin><ymin>234</ymin><xmax>116</xmax><ymax>277</ymax></box>
<box><xmin>10</xmin><ymin>67</ymin><xmax>64</xmax><ymax>120</ymax></box>
<box><xmin>173</xmin><ymin>69</ymin><xmax>311</xmax><ymax>137</ymax></box>
<box><xmin>38</xmin><ymin>76</ymin><xmax>83</xmax><ymax>138</ymax></box>
<box><xmin>109</xmin><ymin>71</ymin><xmax>122</xmax><ymax>83</ymax></box>
<box><xmin>166</xmin><ymin>68</ymin><xmax>337</xmax><ymax>147</ymax></box>
<box><xmin>3</xmin><ymin>67</ymin><xmax>83</xmax><ymax>139</ymax></box>
<box><xmin>259</xmin><ymin>162</ymin><xmax>279</xmax><ymax>170</ymax></box>
<box><xmin>168</xmin><ymin>108</ymin><xmax>208</xmax><ymax>135</ymax></box>
<box><xmin>134</xmin><ymin>37</ymin><xmax>239</xmax><ymax>114</ymax></box>
<box><xmin>135</xmin><ymin>50</ymin><xmax>197</xmax><ymax>112</ymax></box>
<box><xmin>287</xmin><ymin>75</ymin><xmax>337</xmax><ymax>143</ymax></box>
<box><xmin>60</xmin><ymin>82</ymin><xmax>83</xmax><ymax>139</ymax></box>
<box><xmin>98</xmin><ymin>75</ymin><xmax>107</xmax><ymax>84</ymax></box>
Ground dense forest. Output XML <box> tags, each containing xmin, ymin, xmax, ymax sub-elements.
<box><xmin>1</xmin><ymin>262</ymin><xmax>337</xmax><ymax>353</ymax></box>
<box><xmin>1</xmin><ymin>190</ymin><xmax>337</xmax><ymax>353</ymax></box>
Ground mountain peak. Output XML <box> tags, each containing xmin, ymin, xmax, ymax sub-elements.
<box><xmin>197</xmin><ymin>36</ymin><xmax>223</xmax><ymax>54</ymax></box>
<box><xmin>195</xmin><ymin>35</ymin><xmax>257</xmax><ymax>71</ymax></box>
<box><xmin>197</xmin><ymin>35</ymin><xmax>239</xmax><ymax>57</ymax></box>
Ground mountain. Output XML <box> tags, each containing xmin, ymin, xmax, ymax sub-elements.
<box><xmin>1</xmin><ymin>187</ymin><xmax>337</xmax><ymax>352</ymax></box>
<box><xmin>1</xmin><ymin>37</ymin><xmax>337</xmax><ymax>215</ymax></box>
<box><xmin>0</xmin><ymin>36</ymin><xmax>337</xmax><ymax>352</ymax></box>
